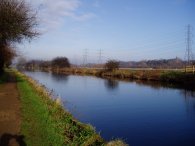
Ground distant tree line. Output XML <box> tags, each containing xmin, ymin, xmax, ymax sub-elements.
<box><xmin>119</xmin><ymin>58</ymin><xmax>194</xmax><ymax>69</ymax></box>
<box><xmin>81</xmin><ymin>58</ymin><xmax>194</xmax><ymax>69</ymax></box>
<box><xmin>20</xmin><ymin>58</ymin><xmax>120</xmax><ymax>71</ymax></box>
<box><xmin>78</xmin><ymin>58</ymin><xmax>194</xmax><ymax>69</ymax></box>
<box><xmin>18</xmin><ymin>57</ymin><xmax>71</xmax><ymax>69</ymax></box>
<box><xmin>18</xmin><ymin>57</ymin><xmax>195</xmax><ymax>70</ymax></box>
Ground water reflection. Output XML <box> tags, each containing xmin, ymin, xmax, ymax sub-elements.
<box><xmin>136</xmin><ymin>81</ymin><xmax>195</xmax><ymax>115</ymax></box>
<box><xmin>181</xmin><ymin>90</ymin><xmax>195</xmax><ymax>98</ymax></box>
<box><xmin>104</xmin><ymin>79</ymin><xmax>119</xmax><ymax>90</ymax></box>
<box><xmin>134</xmin><ymin>80</ymin><xmax>195</xmax><ymax>91</ymax></box>
<box><xmin>23</xmin><ymin>71</ymin><xmax>195</xmax><ymax>146</ymax></box>
<box><xmin>51</xmin><ymin>73</ymin><xmax>69</xmax><ymax>82</ymax></box>
<box><xmin>180</xmin><ymin>90</ymin><xmax>195</xmax><ymax>116</ymax></box>
<box><xmin>135</xmin><ymin>80</ymin><xmax>162</xmax><ymax>90</ymax></box>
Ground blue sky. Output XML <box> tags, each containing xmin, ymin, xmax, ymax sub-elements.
<box><xmin>20</xmin><ymin>0</ymin><xmax>195</xmax><ymax>64</ymax></box>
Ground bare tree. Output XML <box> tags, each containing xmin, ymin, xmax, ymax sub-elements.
<box><xmin>51</xmin><ymin>57</ymin><xmax>71</xmax><ymax>68</ymax></box>
<box><xmin>104</xmin><ymin>60</ymin><xmax>119</xmax><ymax>71</ymax></box>
<box><xmin>1</xmin><ymin>45</ymin><xmax>17</xmax><ymax>67</ymax></box>
<box><xmin>0</xmin><ymin>0</ymin><xmax>39</xmax><ymax>73</ymax></box>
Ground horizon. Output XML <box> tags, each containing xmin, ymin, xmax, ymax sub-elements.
<box><xmin>22</xmin><ymin>56</ymin><xmax>190</xmax><ymax>65</ymax></box>
<box><xmin>19</xmin><ymin>0</ymin><xmax>195</xmax><ymax>64</ymax></box>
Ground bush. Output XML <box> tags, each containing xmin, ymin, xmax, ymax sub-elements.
<box><xmin>104</xmin><ymin>60</ymin><xmax>119</xmax><ymax>71</ymax></box>
<box><xmin>51</xmin><ymin>57</ymin><xmax>70</xmax><ymax>68</ymax></box>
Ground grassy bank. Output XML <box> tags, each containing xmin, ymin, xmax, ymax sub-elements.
<box><xmin>15</xmin><ymin>71</ymin><xmax>127</xmax><ymax>146</ymax></box>
<box><xmin>40</xmin><ymin>67</ymin><xmax>195</xmax><ymax>87</ymax></box>
<box><xmin>16</xmin><ymin>71</ymin><xmax>104</xmax><ymax>145</ymax></box>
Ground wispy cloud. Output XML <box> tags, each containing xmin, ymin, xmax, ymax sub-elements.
<box><xmin>30</xmin><ymin>0</ymin><xmax>96</xmax><ymax>31</ymax></box>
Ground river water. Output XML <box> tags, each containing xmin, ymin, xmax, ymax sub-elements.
<box><xmin>24</xmin><ymin>71</ymin><xmax>195</xmax><ymax>146</ymax></box>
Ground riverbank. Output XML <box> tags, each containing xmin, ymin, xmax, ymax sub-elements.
<box><xmin>21</xmin><ymin>69</ymin><xmax>195</xmax><ymax>146</ymax></box>
<box><xmin>14</xmin><ymin>70</ymin><xmax>127</xmax><ymax>146</ymax></box>
<box><xmin>17</xmin><ymin>71</ymin><xmax>103</xmax><ymax>145</ymax></box>
<box><xmin>38</xmin><ymin>67</ymin><xmax>195</xmax><ymax>88</ymax></box>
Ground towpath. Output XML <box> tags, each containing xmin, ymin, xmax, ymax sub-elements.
<box><xmin>0</xmin><ymin>73</ymin><xmax>25</xmax><ymax>146</ymax></box>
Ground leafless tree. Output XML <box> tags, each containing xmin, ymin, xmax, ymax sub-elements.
<box><xmin>0</xmin><ymin>0</ymin><xmax>39</xmax><ymax>73</ymax></box>
<box><xmin>1</xmin><ymin>45</ymin><xmax>17</xmax><ymax>67</ymax></box>
<box><xmin>51</xmin><ymin>57</ymin><xmax>71</xmax><ymax>68</ymax></box>
<box><xmin>104</xmin><ymin>60</ymin><xmax>119</xmax><ymax>71</ymax></box>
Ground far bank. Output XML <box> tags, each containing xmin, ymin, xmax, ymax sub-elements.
<box><xmin>23</xmin><ymin>67</ymin><xmax>195</xmax><ymax>89</ymax></box>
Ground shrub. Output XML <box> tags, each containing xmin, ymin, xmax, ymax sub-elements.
<box><xmin>104</xmin><ymin>60</ymin><xmax>119</xmax><ymax>71</ymax></box>
<box><xmin>51</xmin><ymin>57</ymin><xmax>70</xmax><ymax>68</ymax></box>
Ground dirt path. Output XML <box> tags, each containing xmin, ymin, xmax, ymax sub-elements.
<box><xmin>0</xmin><ymin>74</ymin><xmax>25</xmax><ymax>146</ymax></box>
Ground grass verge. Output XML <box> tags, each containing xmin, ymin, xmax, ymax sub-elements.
<box><xmin>16</xmin><ymin>71</ymin><xmax>106</xmax><ymax>146</ymax></box>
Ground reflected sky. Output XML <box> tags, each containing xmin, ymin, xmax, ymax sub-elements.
<box><xmin>24</xmin><ymin>71</ymin><xmax>195</xmax><ymax>146</ymax></box>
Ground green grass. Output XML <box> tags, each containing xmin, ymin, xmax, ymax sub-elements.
<box><xmin>160</xmin><ymin>71</ymin><xmax>184</xmax><ymax>82</ymax></box>
<box><xmin>16</xmin><ymin>72</ymin><xmax>105</xmax><ymax>146</ymax></box>
<box><xmin>1</xmin><ymin>70</ymin><xmax>127</xmax><ymax>145</ymax></box>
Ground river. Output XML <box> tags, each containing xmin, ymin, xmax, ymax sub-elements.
<box><xmin>24</xmin><ymin>71</ymin><xmax>195</xmax><ymax>146</ymax></box>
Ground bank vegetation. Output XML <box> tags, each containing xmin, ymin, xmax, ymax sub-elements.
<box><xmin>14</xmin><ymin>70</ymin><xmax>127</xmax><ymax>146</ymax></box>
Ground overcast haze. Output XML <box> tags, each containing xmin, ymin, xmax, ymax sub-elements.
<box><xmin>19</xmin><ymin>0</ymin><xmax>195</xmax><ymax>64</ymax></box>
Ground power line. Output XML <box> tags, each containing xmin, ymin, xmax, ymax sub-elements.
<box><xmin>83</xmin><ymin>49</ymin><xmax>88</xmax><ymax>67</ymax></box>
<box><xmin>98</xmin><ymin>49</ymin><xmax>103</xmax><ymax>64</ymax></box>
<box><xmin>185</xmin><ymin>24</ymin><xmax>193</xmax><ymax>65</ymax></box>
